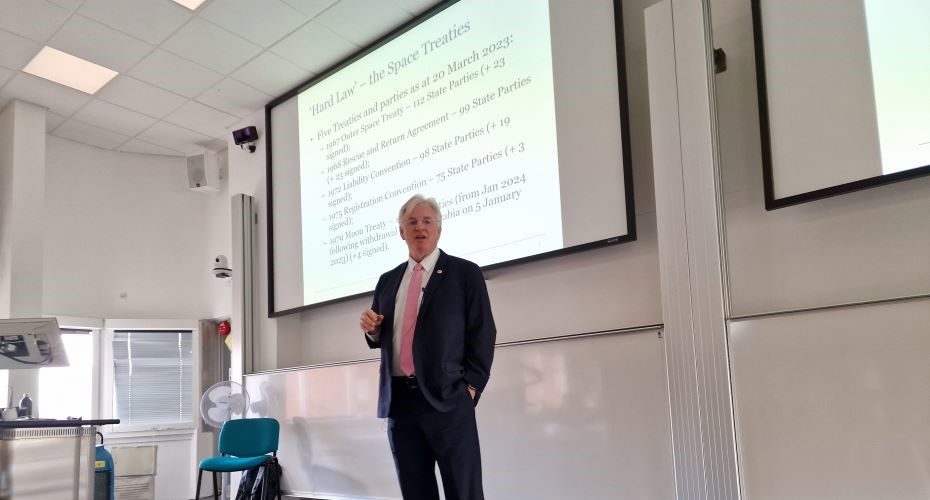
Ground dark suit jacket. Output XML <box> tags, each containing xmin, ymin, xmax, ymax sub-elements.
<box><xmin>366</xmin><ymin>250</ymin><xmax>496</xmax><ymax>418</ymax></box>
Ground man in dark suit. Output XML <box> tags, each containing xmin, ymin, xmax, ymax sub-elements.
<box><xmin>359</xmin><ymin>194</ymin><xmax>496</xmax><ymax>500</ymax></box>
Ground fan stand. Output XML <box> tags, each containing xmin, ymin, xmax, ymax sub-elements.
<box><xmin>199</xmin><ymin>381</ymin><xmax>252</xmax><ymax>500</ymax></box>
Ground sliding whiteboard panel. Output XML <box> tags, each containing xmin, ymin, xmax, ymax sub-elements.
<box><xmin>244</xmin><ymin>330</ymin><xmax>674</xmax><ymax>499</ymax></box>
<box><xmin>730</xmin><ymin>297</ymin><xmax>930</xmax><ymax>500</ymax></box>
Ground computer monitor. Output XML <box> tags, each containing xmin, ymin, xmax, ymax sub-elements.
<box><xmin>0</xmin><ymin>318</ymin><xmax>69</xmax><ymax>369</ymax></box>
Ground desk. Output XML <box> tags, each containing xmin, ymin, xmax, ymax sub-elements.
<box><xmin>0</xmin><ymin>419</ymin><xmax>119</xmax><ymax>500</ymax></box>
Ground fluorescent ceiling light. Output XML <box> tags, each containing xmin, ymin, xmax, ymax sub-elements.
<box><xmin>23</xmin><ymin>47</ymin><xmax>118</xmax><ymax>95</ymax></box>
<box><xmin>171</xmin><ymin>0</ymin><xmax>209</xmax><ymax>10</ymax></box>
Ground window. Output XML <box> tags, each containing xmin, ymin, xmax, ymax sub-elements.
<box><xmin>0</xmin><ymin>369</ymin><xmax>7</xmax><ymax>409</ymax></box>
<box><xmin>38</xmin><ymin>330</ymin><xmax>95</xmax><ymax>419</ymax></box>
<box><xmin>112</xmin><ymin>330</ymin><xmax>193</xmax><ymax>426</ymax></box>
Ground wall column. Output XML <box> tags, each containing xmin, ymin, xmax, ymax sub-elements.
<box><xmin>646</xmin><ymin>2</ymin><xmax>740</xmax><ymax>498</ymax></box>
<box><xmin>0</xmin><ymin>100</ymin><xmax>47</xmax><ymax>410</ymax></box>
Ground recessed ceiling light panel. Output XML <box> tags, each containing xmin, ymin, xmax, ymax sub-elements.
<box><xmin>23</xmin><ymin>47</ymin><xmax>118</xmax><ymax>95</ymax></box>
<box><xmin>171</xmin><ymin>0</ymin><xmax>209</xmax><ymax>10</ymax></box>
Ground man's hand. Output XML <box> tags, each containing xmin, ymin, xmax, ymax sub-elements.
<box><xmin>360</xmin><ymin>308</ymin><xmax>384</xmax><ymax>334</ymax></box>
<box><xmin>468</xmin><ymin>386</ymin><xmax>477</xmax><ymax>400</ymax></box>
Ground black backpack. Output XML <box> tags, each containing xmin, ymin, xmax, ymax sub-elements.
<box><xmin>235</xmin><ymin>458</ymin><xmax>282</xmax><ymax>500</ymax></box>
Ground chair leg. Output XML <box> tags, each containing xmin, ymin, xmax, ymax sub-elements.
<box><xmin>195</xmin><ymin>469</ymin><xmax>202</xmax><ymax>500</ymax></box>
<box><xmin>260</xmin><ymin>464</ymin><xmax>268</xmax><ymax>500</ymax></box>
<box><xmin>212</xmin><ymin>471</ymin><xmax>218</xmax><ymax>500</ymax></box>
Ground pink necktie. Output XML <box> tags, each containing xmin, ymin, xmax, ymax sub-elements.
<box><xmin>399</xmin><ymin>263</ymin><xmax>423</xmax><ymax>376</ymax></box>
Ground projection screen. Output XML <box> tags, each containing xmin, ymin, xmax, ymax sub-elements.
<box><xmin>267</xmin><ymin>0</ymin><xmax>634</xmax><ymax>313</ymax></box>
<box><xmin>753</xmin><ymin>0</ymin><xmax>930</xmax><ymax>210</ymax></box>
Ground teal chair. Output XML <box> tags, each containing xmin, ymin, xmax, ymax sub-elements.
<box><xmin>196</xmin><ymin>418</ymin><xmax>280</xmax><ymax>500</ymax></box>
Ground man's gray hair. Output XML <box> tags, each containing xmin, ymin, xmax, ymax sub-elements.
<box><xmin>397</xmin><ymin>194</ymin><xmax>442</xmax><ymax>227</ymax></box>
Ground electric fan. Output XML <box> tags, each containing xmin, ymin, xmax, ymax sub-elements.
<box><xmin>199</xmin><ymin>381</ymin><xmax>250</xmax><ymax>429</ymax></box>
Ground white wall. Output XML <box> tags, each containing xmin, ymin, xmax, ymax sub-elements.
<box><xmin>220</xmin><ymin>0</ymin><xmax>930</xmax><ymax>497</ymax></box>
<box><xmin>0</xmin><ymin>102</ymin><xmax>17</xmax><ymax>319</ymax></box>
<box><xmin>108</xmin><ymin>431</ymin><xmax>199</xmax><ymax>500</ymax></box>
<box><xmin>43</xmin><ymin>136</ymin><xmax>225</xmax><ymax>319</ymax></box>
<box><xmin>227</xmin><ymin>0</ymin><xmax>665</xmax><ymax>370</ymax></box>
<box><xmin>0</xmin><ymin>113</ymin><xmax>226</xmax><ymax>499</ymax></box>
<box><xmin>205</xmin><ymin>148</ymin><xmax>233</xmax><ymax>319</ymax></box>
<box><xmin>711</xmin><ymin>0</ymin><xmax>930</xmax><ymax>497</ymax></box>
<box><xmin>221</xmin><ymin>5</ymin><xmax>673</xmax><ymax>497</ymax></box>
<box><xmin>1</xmin><ymin>100</ymin><xmax>48</xmax><ymax>409</ymax></box>
<box><xmin>225</xmin><ymin>118</ymin><xmax>303</xmax><ymax>373</ymax></box>
<box><xmin>39</xmin><ymin>138</ymin><xmax>228</xmax><ymax>500</ymax></box>
<box><xmin>712</xmin><ymin>0</ymin><xmax>930</xmax><ymax>315</ymax></box>
<box><xmin>0</xmin><ymin>100</ymin><xmax>47</xmax><ymax>319</ymax></box>
<box><xmin>0</xmin><ymin>103</ymin><xmax>10</xmax><ymax>407</ymax></box>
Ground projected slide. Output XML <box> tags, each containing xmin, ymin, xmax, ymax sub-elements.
<box><xmin>863</xmin><ymin>0</ymin><xmax>930</xmax><ymax>175</ymax></box>
<box><xmin>297</xmin><ymin>0</ymin><xmax>560</xmax><ymax>305</ymax></box>
<box><xmin>268</xmin><ymin>0</ymin><xmax>632</xmax><ymax>310</ymax></box>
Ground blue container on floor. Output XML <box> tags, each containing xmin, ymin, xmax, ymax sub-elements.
<box><xmin>94</xmin><ymin>433</ymin><xmax>115</xmax><ymax>500</ymax></box>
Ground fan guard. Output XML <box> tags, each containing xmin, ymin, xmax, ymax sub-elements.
<box><xmin>199</xmin><ymin>381</ymin><xmax>250</xmax><ymax>429</ymax></box>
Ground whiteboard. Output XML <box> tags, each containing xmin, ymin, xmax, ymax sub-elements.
<box><xmin>729</xmin><ymin>297</ymin><xmax>930</xmax><ymax>500</ymax></box>
<box><xmin>244</xmin><ymin>329</ymin><xmax>675</xmax><ymax>499</ymax></box>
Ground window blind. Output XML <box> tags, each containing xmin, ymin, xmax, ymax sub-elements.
<box><xmin>112</xmin><ymin>330</ymin><xmax>192</xmax><ymax>425</ymax></box>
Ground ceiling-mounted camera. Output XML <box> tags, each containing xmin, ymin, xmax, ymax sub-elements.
<box><xmin>232</xmin><ymin>126</ymin><xmax>258</xmax><ymax>153</ymax></box>
<box><xmin>213</xmin><ymin>255</ymin><xmax>231</xmax><ymax>279</ymax></box>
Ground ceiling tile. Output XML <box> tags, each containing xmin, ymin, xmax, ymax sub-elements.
<box><xmin>161</xmin><ymin>18</ymin><xmax>262</xmax><ymax>74</ymax></box>
<box><xmin>46</xmin><ymin>111</ymin><xmax>68</xmax><ymax>132</ymax></box>
<box><xmin>315</xmin><ymin>0</ymin><xmax>412</xmax><ymax>47</ymax></box>
<box><xmin>0</xmin><ymin>0</ymin><xmax>437</xmax><ymax>157</ymax></box>
<box><xmin>96</xmin><ymin>76</ymin><xmax>187</xmax><ymax>119</ymax></box>
<box><xmin>389</xmin><ymin>0</ymin><xmax>442</xmax><ymax>16</ymax></box>
<box><xmin>2</xmin><ymin>73</ymin><xmax>93</xmax><ymax>116</ymax></box>
<box><xmin>47</xmin><ymin>0</ymin><xmax>84</xmax><ymax>10</ymax></box>
<box><xmin>164</xmin><ymin>100</ymin><xmax>239</xmax><ymax>139</ymax></box>
<box><xmin>53</xmin><ymin>118</ymin><xmax>131</xmax><ymax>150</ymax></box>
<box><xmin>280</xmin><ymin>0</ymin><xmax>340</xmax><ymax>18</ymax></box>
<box><xmin>129</xmin><ymin>49</ymin><xmax>223</xmax><ymax>98</ymax></box>
<box><xmin>203</xmin><ymin>139</ymin><xmax>228</xmax><ymax>152</ymax></box>
<box><xmin>73</xmin><ymin>100</ymin><xmax>158</xmax><ymax>136</ymax></box>
<box><xmin>77</xmin><ymin>0</ymin><xmax>192</xmax><ymax>45</ymax></box>
<box><xmin>119</xmin><ymin>139</ymin><xmax>185</xmax><ymax>156</ymax></box>
<box><xmin>196</xmin><ymin>79</ymin><xmax>272</xmax><ymax>118</ymax></box>
<box><xmin>137</xmin><ymin>121</ymin><xmax>212</xmax><ymax>155</ymax></box>
<box><xmin>0</xmin><ymin>29</ymin><xmax>41</xmax><ymax>70</ymax></box>
<box><xmin>0</xmin><ymin>0</ymin><xmax>70</xmax><ymax>42</ymax></box>
<box><xmin>49</xmin><ymin>15</ymin><xmax>154</xmax><ymax>73</ymax></box>
<box><xmin>231</xmin><ymin>52</ymin><xmax>312</xmax><ymax>97</ymax></box>
<box><xmin>200</xmin><ymin>0</ymin><xmax>309</xmax><ymax>48</ymax></box>
<box><xmin>0</xmin><ymin>66</ymin><xmax>13</xmax><ymax>88</ymax></box>
<box><xmin>271</xmin><ymin>21</ymin><xmax>358</xmax><ymax>73</ymax></box>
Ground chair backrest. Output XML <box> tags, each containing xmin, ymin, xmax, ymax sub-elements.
<box><xmin>218</xmin><ymin>418</ymin><xmax>279</xmax><ymax>457</ymax></box>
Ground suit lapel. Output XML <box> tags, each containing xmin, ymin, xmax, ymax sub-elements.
<box><xmin>418</xmin><ymin>250</ymin><xmax>447</xmax><ymax>316</ymax></box>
